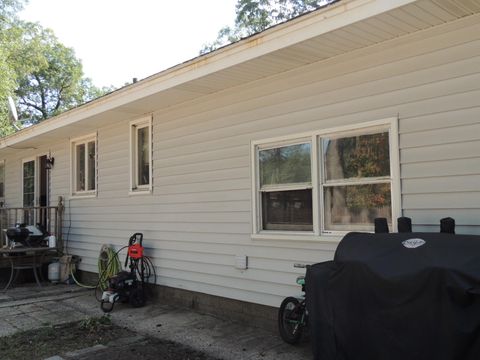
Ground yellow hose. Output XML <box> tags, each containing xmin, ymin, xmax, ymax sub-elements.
<box><xmin>71</xmin><ymin>245</ymin><xmax>122</xmax><ymax>290</ymax></box>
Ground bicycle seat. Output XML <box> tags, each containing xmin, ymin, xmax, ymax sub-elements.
<box><xmin>296</xmin><ymin>275</ymin><xmax>305</xmax><ymax>286</ymax></box>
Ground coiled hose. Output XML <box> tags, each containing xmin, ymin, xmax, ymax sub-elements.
<box><xmin>71</xmin><ymin>245</ymin><xmax>123</xmax><ymax>289</ymax></box>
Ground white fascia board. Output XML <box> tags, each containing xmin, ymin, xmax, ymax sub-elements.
<box><xmin>0</xmin><ymin>0</ymin><xmax>417</xmax><ymax>150</ymax></box>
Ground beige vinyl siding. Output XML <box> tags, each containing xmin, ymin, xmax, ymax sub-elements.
<box><xmin>62</xmin><ymin>16</ymin><xmax>480</xmax><ymax>302</ymax></box>
<box><xmin>2</xmin><ymin>13</ymin><xmax>480</xmax><ymax>307</ymax></box>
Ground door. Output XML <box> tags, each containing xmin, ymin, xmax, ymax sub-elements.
<box><xmin>22</xmin><ymin>156</ymin><xmax>49</xmax><ymax>226</ymax></box>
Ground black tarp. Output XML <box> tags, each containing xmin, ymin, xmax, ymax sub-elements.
<box><xmin>306</xmin><ymin>232</ymin><xmax>480</xmax><ymax>360</ymax></box>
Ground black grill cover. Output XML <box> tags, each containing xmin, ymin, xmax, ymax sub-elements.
<box><xmin>306</xmin><ymin>232</ymin><xmax>480</xmax><ymax>360</ymax></box>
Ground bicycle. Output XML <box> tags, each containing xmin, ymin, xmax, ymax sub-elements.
<box><xmin>278</xmin><ymin>263</ymin><xmax>309</xmax><ymax>344</ymax></box>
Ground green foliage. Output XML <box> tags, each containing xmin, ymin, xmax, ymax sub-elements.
<box><xmin>13</xmin><ymin>24</ymin><xmax>111</xmax><ymax>123</ymax></box>
<box><xmin>259</xmin><ymin>143</ymin><xmax>311</xmax><ymax>186</ymax></box>
<box><xmin>201</xmin><ymin>0</ymin><xmax>336</xmax><ymax>54</ymax></box>
<box><xmin>337</xmin><ymin>133</ymin><xmax>390</xmax><ymax>179</ymax></box>
<box><xmin>79</xmin><ymin>315</ymin><xmax>112</xmax><ymax>332</ymax></box>
<box><xmin>0</xmin><ymin>1</ymin><xmax>113</xmax><ymax>134</ymax></box>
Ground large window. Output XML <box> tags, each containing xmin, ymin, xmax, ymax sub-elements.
<box><xmin>71</xmin><ymin>134</ymin><xmax>97</xmax><ymax>196</ymax></box>
<box><xmin>252</xmin><ymin>119</ymin><xmax>399</xmax><ymax>235</ymax></box>
<box><xmin>130</xmin><ymin>117</ymin><xmax>152</xmax><ymax>193</ymax></box>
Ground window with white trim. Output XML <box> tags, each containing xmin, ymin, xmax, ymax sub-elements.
<box><xmin>71</xmin><ymin>134</ymin><xmax>97</xmax><ymax>196</ymax></box>
<box><xmin>253</xmin><ymin>120</ymin><xmax>399</xmax><ymax>235</ymax></box>
<box><xmin>130</xmin><ymin>117</ymin><xmax>152</xmax><ymax>192</ymax></box>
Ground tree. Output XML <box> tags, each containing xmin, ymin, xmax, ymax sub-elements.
<box><xmin>0</xmin><ymin>0</ymin><xmax>25</xmax><ymax>135</ymax></box>
<box><xmin>201</xmin><ymin>0</ymin><xmax>336</xmax><ymax>54</ymax></box>
<box><xmin>13</xmin><ymin>24</ymin><xmax>103</xmax><ymax>122</ymax></box>
<box><xmin>0</xmin><ymin>0</ymin><xmax>112</xmax><ymax>135</ymax></box>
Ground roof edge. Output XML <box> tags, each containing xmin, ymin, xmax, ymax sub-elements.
<box><xmin>1</xmin><ymin>0</ymin><xmax>417</xmax><ymax>149</ymax></box>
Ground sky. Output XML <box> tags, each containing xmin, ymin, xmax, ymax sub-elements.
<box><xmin>19</xmin><ymin>0</ymin><xmax>238</xmax><ymax>88</ymax></box>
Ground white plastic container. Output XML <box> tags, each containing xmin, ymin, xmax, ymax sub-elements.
<box><xmin>48</xmin><ymin>261</ymin><xmax>60</xmax><ymax>283</ymax></box>
<box><xmin>48</xmin><ymin>235</ymin><xmax>56</xmax><ymax>248</ymax></box>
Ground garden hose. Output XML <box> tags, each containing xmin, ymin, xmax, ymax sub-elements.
<box><xmin>97</xmin><ymin>245</ymin><xmax>122</xmax><ymax>290</ymax></box>
<box><xmin>70</xmin><ymin>245</ymin><xmax>123</xmax><ymax>290</ymax></box>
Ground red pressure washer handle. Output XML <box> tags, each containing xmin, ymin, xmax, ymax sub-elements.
<box><xmin>129</xmin><ymin>233</ymin><xmax>143</xmax><ymax>247</ymax></box>
<box><xmin>125</xmin><ymin>233</ymin><xmax>144</xmax><ymax>267</ymax></box>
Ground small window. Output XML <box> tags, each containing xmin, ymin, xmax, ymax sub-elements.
<box><xmin>71</xmin><ymin>135</ymin><xmax>97</xmax><ymax>196</ymax></box>
<box><xmin>258</xmin><ymin>142</ymin><xmax>313</xmax><ymax>231</ymax></box>
<box><xmin>130</xmin><ymin>117</ymin><xmax>152</xmax><ymax>192</ymax></box>
<box><xmin>23</xmin><ymin>159</ymin><xmax>35</xmax><ymax>207</ymax></box>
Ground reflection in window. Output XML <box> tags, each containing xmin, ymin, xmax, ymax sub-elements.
<box><xmin>76</xmin><ymin>143</ymin><xmax>86</xmax><ymax>192</ymax></box>
<box><xmin>262</xmin><ymin>190</ymin><xmax>313</xmax><ymax>231</ymax></box>
<box><xmin>322</xmin><ymin>131</ymin><xmax>392</xmax><ymax>232</ymax></box>
<box><xmin>258</xmin><ymin>142</ymin><xmax>313</xmax><ymax>231</ymax></box>
<box><xmin>324</xmin><ymin>132</ymin><xmax>390</xmax><ymax>181</ymax></box>
<box><xmin>260</xmin><ymin>143</ymin><xmax>311</xmax><ymax>186</ymax></box>
<box><xmin>23</xmin><ymin>160</ymin><xmax>35</xmax><ymax>207</ymax></box>
<box><xmin>87</xmin><ymin>141</ymin><xmax>96</xmax><ymax>191</ymax></box>
<box><xmin>137</xmin><ymin>126</ymin><xmax>150</xmax><ymax>186</ymax></box>
<box><xmin>130</xmin><ymin>118</ymin><xmax>152</xmax><ymax>192</ymax></box>
<box><xmin>324</xmin><ymin>184</ymin><xmax>391</xmax><ymax>231</ymax></box>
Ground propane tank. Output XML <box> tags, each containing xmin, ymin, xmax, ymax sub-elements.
<box><xmin>48</xmin><ymin>260</ymin><xmax>60</xmax><ymax>283</ymax></box>
<box><xmin>48</xmin><ymin>234</ymin><xmax>56</xmax><ymax>248</ymax></box>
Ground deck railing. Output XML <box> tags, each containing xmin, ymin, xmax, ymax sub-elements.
<box><xmin>0</xmin><ymin>197</ymin><xmax>64</xmax><ymax>251</ymax></box>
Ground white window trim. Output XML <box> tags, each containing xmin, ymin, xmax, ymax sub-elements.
<box><xmin>70</xmin><ymin>133</ymin><xmax>97</xmax><ymax>198</ymax></box>
<box><xmin>21</xmin><ymin>157</ymin><xmax>37</xmax><ymax>207</ymax></box>
<box><xmin>251</xmin><ymin>117</ymin><xmax>401</xmax><ymax>239</ymax></box>
<box><xmin>129</xmin><ymin>116</ymin><xmax>152</xmax><ymax>194</ymax></box>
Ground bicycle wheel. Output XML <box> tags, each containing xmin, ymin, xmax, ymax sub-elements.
<box><xmin>278</xmin><ymin>296</ymin><xmax>304</xmax><ymax>344</ymax></box>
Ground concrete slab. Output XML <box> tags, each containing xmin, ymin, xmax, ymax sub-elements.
<box><xmin>0</xmin><ymin>285</ymin><xmax>312</xmax><ymax>360</ymax></box>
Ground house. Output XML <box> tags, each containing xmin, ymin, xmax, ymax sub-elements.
<box><xmin>1</xmin><ymin>0</ymin><xmax>479</xmax><ymax>326</ymax></box>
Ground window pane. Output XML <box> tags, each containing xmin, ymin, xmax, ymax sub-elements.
<box><xmin>324</xmin><ymin>183</ymin><xmax>392</xmax><ymax>231</ymax></box>
<box><xmin>87</xmin><ymin>141</ymin><xmax>96</xmax><ymax>191</ymax></box>
<box><xmin>76</xmin><ymin>143</ymin><xmax>85</xmax><ymax>192</ymax></box>
<box><xmin>23</xmin><ymin>161</ymin><xmax>35</xmax><ymax>207</ymax></box>
<box><xmin>259</xmin><ymin>143</ymin><xmax>311</xmax><ymax>186</ymax></box>
<box><xmin>0</xmin><ymin>162</ymin><xmax>4</xmax><ymax>198</ymax></box>
<box><xmin>262</xmin><ymin>189</ymin><xmax>313</xmax><ymax>231</ymax></box>
<box><xmin>324</xmin><ymin>132</ymin><xmax>390</xmax><ymax>181</ymax></box>
<box><xmin>137</xmin><ymin>126</ymin><xmax>150</xmax><ymax>186</ymax></box>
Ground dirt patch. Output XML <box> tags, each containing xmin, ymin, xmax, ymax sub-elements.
<box><xmin>0</xmin><ymin>316</ymin><xmax>131</xmax><ymax>360</ymax></box>
<box><xmin>76</xmin><ymin>337</ymin><xmax>222</xmax><ymax>360</ymax></box>
<box><xmin>0</xmin><ymin>315</ymin><xmax>222</xmax><ymax>360</ymax></box>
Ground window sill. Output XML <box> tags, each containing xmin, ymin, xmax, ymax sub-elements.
<box><xmin>70</xmin><ymin>192</ymin><xmax>97</xmax><ymax>200</ymax></box>
<box><xmin>251</xmin><ymin>232</ymin><xmax>343</xmax><ymax>243</ymax></box>
<box><xmin>128</xmin><ymin>189</ymin><xmax>152</xmax><ymax>196</ymax></box>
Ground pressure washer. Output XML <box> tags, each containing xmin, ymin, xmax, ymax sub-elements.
<box><xmin>100</xmin><ymin>233</ymin><xmax>156</xmax><ymax>313</ymax></box>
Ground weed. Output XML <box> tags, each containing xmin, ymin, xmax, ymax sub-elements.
<box><xmin>79</xmin><ymin>315</ymin><xmax>112</xmax><ymax>332</ymax></box>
